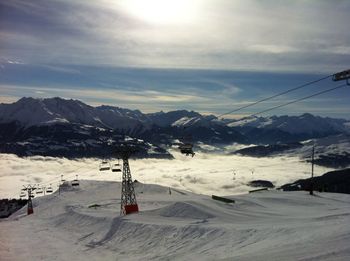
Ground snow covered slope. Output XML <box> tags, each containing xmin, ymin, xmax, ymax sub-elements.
<box><xmin>299</xmin><ymin>134</ymin><xmax>350</xmax><ymax>168</ymax></box>
<box><xmin>229</xmin><ymin>113</ymin><xmax>350</xmax><ymax>135</ymax></box>
<box><xmin>234</xmin><ymin>133</ymin><xmax>350</xmax><ymax>168</ymax></box>
<box><xmin>301</xmin><ymin>133</ymin><xmax>350</xmax><ymax>156</ymax></box>
<box><xmin>1</xmin><ymin>180</ymin><xmax>350</xmax><ymax>261</ymax></box>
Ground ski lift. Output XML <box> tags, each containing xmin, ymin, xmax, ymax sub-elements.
<box><xmin>178</xmin><ymin>127</ymin><xmax>195</xmax><ymax>157</ymax></box>
<box><xmin>112</xmin><ymin>164</ymin><xmax>122</xmax><ymax>172</ymax></box>
<box><xmin>112</xmin><ymin>160</ymin><xmax>122</xmax><ymax>172</ymax></box>
<box><xmin>20</xmin><ymin>191</ymin><xmax>26</xmax><ymax>198</ymax></box>
<box><xmin>61</xmin><ymin>175</ymin><xmax>66</xmax><ymax>182</ymax></box>
<box><xmin>36</xmin><ymin>187</ymin><xmax>43</xmax><ymax>195</ymax></box>
<box><xmin>71</xmin><ymin>175</ymin><xmax>80</xmax><ymax>186</ymax></box>
<box><xmin>99</xmin><ymin>160</ymin><xmax>110</xmax><ymax>171</ymax></box>
<box><xmin>178</xmin><ymin>126</ymin><xmax>195</xmax><ymax>157</ymax></box>
<box><xmin>46</xmin><ymin>185</ymin><xmax>53</xmax><ymax>193</ymax></box>
<box><xmin>179</xmin><ymin>143</ymin><xmax>195</xmax><ymax>157</ymax></box>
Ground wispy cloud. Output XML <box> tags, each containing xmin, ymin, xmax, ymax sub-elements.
<box><xmin>0</xmin><ymin>84</ymin><xmax>212</xmax><ymax>112</ymax></box>
<box><xmin>248</xmin><ymin>44</ymin><xmax>299</xmax><ymax>54</ymax></box>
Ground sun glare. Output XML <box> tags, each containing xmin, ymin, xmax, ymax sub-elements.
<box><xmin>117</xmin><ymin>0</ymin><xmax>199</xmax><ymax>25</ymax></box>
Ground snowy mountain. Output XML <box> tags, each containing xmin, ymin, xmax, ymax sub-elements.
<box><xmin>0</xmin><ymin>121</ymin><xmax>172</xmax><ymax>159</ymax></box>
<box><xmin>226</xmin><ymin>113</ymin><xmax>350</xmax><ymax>144</ymax></box>
<box><xmin>0</xmin><ymin>97</ymin><xmax>247</xmax><ymax>157</ymax></box>
<box><xmin>0</xmin><ymin>97</ymin><xmax>148</xmax><ymax>133</ymax></box>
<box><xmin>147</xmin><ymin>110</ymin><xmax>202</xmax><ymax>127</ymax></box>
<box><xmin>229</xmin><ymin>113</ymin><xmax>350</xmax><ymax>135</ymax></box>
<box><xmin>233</xmin><ymin>133</ymin><xmax>350</xmax><ymax>168</ymax></box>
<box><xmin>0</xmin><ymin>98</ymin><xmax>227</xmax><ymax>136</ymax></box>
<box><xmin>1</xmin><ymin>180</ymin><xmax>350</xmax><ymax>260</ymax></box>
<box><xmin>300</xmin><ymin>134</ymin><xmax>350</xmax><ymax>168</ymax></box>
<box><xmin>0</xmin><ymin>97</ymin><xmax>349</xmax><ymax>158</ymax></box>
<box><xmin>2</xmin><ymin>97</ymin><xmax>349</xmax><ymax>136</ymax></box>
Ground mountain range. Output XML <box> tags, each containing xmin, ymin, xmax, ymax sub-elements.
<box><xmin>0</xmin><ymin>97</ymin><xmax>349</xmax><ymax>163</ymax></box>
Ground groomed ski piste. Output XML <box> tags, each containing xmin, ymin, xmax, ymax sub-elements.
<box><xmin>1</xmin><ymin>180</ymin><xmax>350</xmax><ymax>261</ymax></box>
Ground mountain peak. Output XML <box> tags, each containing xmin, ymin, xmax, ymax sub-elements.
<box><xmin>1</xmin><ymin>97</ymin><xmax>349</xmax><ymax>137</ymax></box>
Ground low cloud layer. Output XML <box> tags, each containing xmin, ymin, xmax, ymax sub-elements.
<box><xmin>0</xmin><ymin>151</ymin><xmax>333</xmax><ymax>198</ymax></box>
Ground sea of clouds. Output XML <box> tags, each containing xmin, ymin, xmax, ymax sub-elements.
<box><xmin>0</xmin><ymin>150</ymin><xmax>333</xmax><ymax>198</ymax></box>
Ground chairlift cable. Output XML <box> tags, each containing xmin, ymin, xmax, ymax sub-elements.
<box><xmin>218</xmin><ymin>74</ymin><xmax>332</xmax><ymax>118</ymax></box>
<box><xmin>248</xmin><ymin>83</ymin><xmax>347</xmax><ymax>117</ymax></box>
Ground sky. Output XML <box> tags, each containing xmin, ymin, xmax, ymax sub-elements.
<box><xmin>0</xmin><ymin>0</ymin><xmax>349</xmax><ymax>118</ymax></box>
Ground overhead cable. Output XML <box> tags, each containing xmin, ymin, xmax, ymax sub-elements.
<box><xmin>248</xmin><ymin>83</ymin><xmax>347</xmax><ymax>117</ymax></box>
<box><xmin>218</xmin><ymin>74</ymin><xmax>332</xmax><ymax>118</ymax></box>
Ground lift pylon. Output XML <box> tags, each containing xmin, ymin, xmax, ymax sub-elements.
<box><xmin>22</xmin><ymin>184</ymin><xmax>37</xmax><ymax>215</ymax></box>
<box><xmin>116</xmin><ymin>144</ymin><xmax>139</xmax><ymax>215</ymax></box>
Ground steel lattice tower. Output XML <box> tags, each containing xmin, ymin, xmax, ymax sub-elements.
<box><xmin>22</xmin><ymin>185</ymin><xmax>36</xmax><ymax>215</ymax></box>
<box><xmin>117</xmin><ymin>145</ymin><xmax>139</xmax><ymax>215</ymax></box>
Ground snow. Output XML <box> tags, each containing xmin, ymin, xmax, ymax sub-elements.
<box><xmin>296</xmin><ymin>134</ymin><xmax>350</xmax><ymax>158</ymax></box>
<box><xmin>0</xmin><ymin>150</ymin><xmax>349</xmax><ymax>260</ymax></box>
<box><xmin>45</xmin><ymin>117</ymin><xmax>69</xmax><ymax>124</ymax></box>
<box><xmin>227</xmin><ymin>114</ymin><xmax>350</xmax><ymax>135</ymax></box>
<box><xmin>172</xmin><ymin>116</ymin><xmax>196</xmax><ymax>127</ymax></box>
<box><xmin>228</xmin><ymin>116</ymin><xmax>264</xmax><ymax>128</ymax></box>
<box><xmin>1</xmin><ymin>180</ymin><xmax>349</xmax><ymax>260</ymax></box>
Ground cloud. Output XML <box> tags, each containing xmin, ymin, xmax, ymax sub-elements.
<box><xmin>248</xmin><ymin>45</ymin><xmax>299</xmax><ymax>54</ymax></box>
<box><xmin>1</xmin><ymin>73</ymin><xmax>349</xmax><ymax>118</ymax></box>
<box><xmin>0</xmin><ymin>95</ymin><xmax>20</xmax><ymax>104</ymax></box>
<box><xmin>1</xmin><ymin>0</ymin><xmax>349</xmax><ymax>72</ymax></box>
<box><xmin>0</xmin><ymin>152</ymin><xmax>334</xmax><ymax>199</ymax></box>
<box><xmin>0</xmin><ymin>84</ymin><xmax>212</xmax><ymax>112</ymax></box>
<box><xmin>324</xmin><ymin>46</ymin><xmax>350</xmax><ymax>55</ymax></box>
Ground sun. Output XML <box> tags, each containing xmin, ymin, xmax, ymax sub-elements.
<box><xmin>117</xmin><ymin>0</ymin><xmax>199</xmax><ymax>25</ymax></box>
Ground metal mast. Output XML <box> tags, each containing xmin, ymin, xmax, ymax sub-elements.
<box><xmin>117</xmin><ymin>144</ymin><xmax>139</xmax><ymax>215</ymax></box>
<box><xmin>22</xmin><ymin>184</ymin><xmax>37</xmax><ymax>215</ymax></box>
<box><xmin>310</xmin><ymin>145</ymin><xmax>315</xmax><ymax>195</ymax></box>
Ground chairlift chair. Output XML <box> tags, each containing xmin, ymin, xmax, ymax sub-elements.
<box><xmin>71</xmin><ymin>180</ymin><xmax>79</xmax><ymax>186</ymax></box>
<box><xmin>111</xmin><ymin>161</ymin><xmax>122</xmax><ymax>172</ymax></box>
<box><xmin>178</xmin><ymin>130</ymin><xmax>195</xmax><ymax>157</ymax></box>
<box><xmin>71</xmin><ymin>175</ymin><xmax>80</xmax><ymax>186</ymax></box>
<box><xmin>46</xmin><ymin>186</ymin><xmax>53</xmax><ymax>193</ymax></box>
<box><xmin>99</xmin><ymin>161</ymin><xmax>111</xmax><ymax>171</ymax></box>
<box><xmin>179</xmin><ymin>143</ymin><xmax>195</xmax><ymax>157</ymax></box>
<box><xmin>36</xmin><ymin>188</ymin><xmax>43</xmax><ymax>195</ymax></box>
